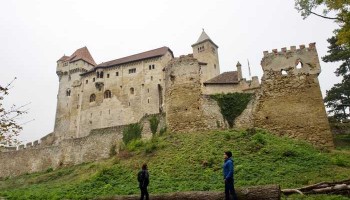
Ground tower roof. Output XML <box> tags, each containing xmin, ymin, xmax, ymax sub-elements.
<box><xmin>192</xmin><ymin>30</ymin><xmax>218</xmax><ymax>48</ymax></box>
<box><xmin>57</xmin><ymin>47</ymin><xmax>97</xmax><ymax>66</ymax></box>
<box><xmin>236</xmin><ymin>61</ymin><xmax>241</xmax><ymax>67</ymax></box>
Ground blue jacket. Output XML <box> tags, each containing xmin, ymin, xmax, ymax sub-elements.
<box><xmin>223</xmin><ymin>158</ymin><xmax>234</xmax><ymax>180</ymax></box>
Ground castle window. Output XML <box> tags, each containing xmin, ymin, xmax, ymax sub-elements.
<box><xmin>104</xmin><ymin>90</ymin><xmax>112</xmax><ymax>99</ymax></box>
<box><xmin>66</xmin><ymin>89</ymin><xmax>71</xmax><ymax>96</ymax></box>
<box><xmin>129</xmin><ymin>68</ymin><xmax>136</xmax><ymax>74</ymax></box>
<box><xmin>149</xmin><ymin>65</ymin><xmax>152</xmax><ymax>70</ymax></box>
<box><xmin>64</xmin><ymin>62</ymin><xmax>68</xmax><ymax>66</ymax></box>
<box><xmin>152</xmin><ymin>64</ymin><xmax>155</xmax><ymax>69</ymax></box>
<box><xmin>107</xmin><ymin>74</ymin><xmax>110</xmax><ymax>78</ymax></box>
<box><xmin>86</xmin><ymin>80</ymin><xmax>88</xmax><ymax>84</ymax></box>
<box><xmin>214</xmin><ymin>64</ymin><xmax>216</xmax><ymax>69</ymax></box>
<box><xmin>97</xmin><ymin>72</ymin><xmax>100</xmax><ymax>78</ymax></box>
<box><xmin>116</xmin><ymin>72</ymin><xmax>119</xmax><ymax>76</ymax></box>
<box><xmin>93</xmin><ymin>78</ymin><xmax>95</xmax><ymax>82</ymax></box>
<box><xmin>90</xmin><ymin>94</ymin><xmax>96</xmax><ymax>102</ymax></box>
<box><xmin>148</xmin><ymin>99</ymin><xmax>150</xmax><ymax>103</ymax></box>
<box><xmin>151</xmin><ymin>76</ymin><xmax>153</xmax><ymax>81</ymax></box>
<box><xmin>147</xmin><ymin>89</ymin><xmax>149</xmax><ymax>93</ymax></box>
<box><xmin>100</xmin><ymin>72</ymin><xmax>104</xmax><ymax>78</ymax></box>
<box><xmin>130</xmin><ymin>87</ymin><xmax>135</xmax><ymax>95</ymax></box>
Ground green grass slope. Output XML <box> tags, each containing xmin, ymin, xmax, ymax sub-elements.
<box><xmin>0</xmin><ymin>129</ymin><xmax>349</xmax><ymax>200</ymax></box>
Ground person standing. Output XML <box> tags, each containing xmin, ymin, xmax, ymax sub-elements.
<box><xmin>223</xmin><ymin>151</ymin><xmax>238</xmax><ymax>200</ymax></box>
<box><xmin>137</xmin><ymin>163</ymin><xmax>149</xmax><ymax>200</ymax></box>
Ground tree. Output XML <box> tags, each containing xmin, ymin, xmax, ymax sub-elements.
<box><xmin>295</xmin><ymin>0</ymin><xmax>350</xmax><ymax>45</ymax></box>
<box><xmin>323</xmin><ymin>36</ymin><xmax>350</xmax><ymax>121</ymax></box>
<box><xmin>0</xmin><ymin>78</ymin><xmax>27</xmax><ymax>145</ymax></box>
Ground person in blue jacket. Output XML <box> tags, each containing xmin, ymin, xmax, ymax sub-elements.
<box><xmin>223</xmin><ymin>151</ymin><xmax>238</xmax><ymax>200</ymax></box>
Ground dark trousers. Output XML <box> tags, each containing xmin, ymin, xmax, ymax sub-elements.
<box><xmin>225</xmin><ymin>179</ymin><xmax>238</xmax><ymax>200</ymax></box>
<box><xmin>139</xmin><ymin>186</ymin><xmax>149</xmax><ymax>200</ymax></box>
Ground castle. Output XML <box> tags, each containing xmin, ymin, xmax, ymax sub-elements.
<box><xmin>0</xmin><ymin>31</ymin><xmax>334</xmax><ymax>178</ymax></box>
<box><xmin>53</xmin><ymin>30</ymin><xmax>259</xmax><ymax>143</ymax></box>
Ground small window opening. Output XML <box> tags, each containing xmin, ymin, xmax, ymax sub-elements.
<box><xmin>93</xmin><ymin>78</ymin><xmax>95</xmax><ymax>82</ymax></box>
<box><xmin>130</xmin><ymin>87</ymin><xmax>135</xmax><ymax>94</ymax></box>
<box><xmin>296</xmin><ymin>61</ymin><xmax>303</xmax><ymax>69</ymax></box>
<box><xmin>107</xmin><ymin>74</ymin><xmax>110</xmax><ymax>78</ymax></box>
<box><xmin>109</xmin><ymin>109</ymin><xmax>110</xmax><ymax>114</ymax></box>
<box><xmin>90</xmin><ymin>94</ymin><xmax>96</xmax><ymax>102</ymax></box>
<box><xmin>104</xmin><ymin>90</ymin><xmax>111</xmax><ymax>99</ymax></box>
<box><xmin>281</xmin><ymin>70</ymin><xmax>288</xmax><ymax>75</ymax></box>
<box><xmin>148</xmin><ymin>99</ymin><xmax>150</xmax><ymax>103</ymax></box>
<box><xmin>214</xmin><ymin>64</ymin><xmax>216</xmax><ymax>69</ymax></box>
<box><xmin>152</xmin><ymin>64</ymin><xmax>155</xmax><ymax>69</ymax></box>
<box><xmin>86</xmin><ymin>80</ymin><xmax>88</xmax><ymax>84</ymax></box>
<box><xmin>151</xmin><ymin>76</ymin><xmax>153</xmax><ymax>81</ymax></box>
<box><xmin>100</xmin><ymin>72</ymin><xmax>104</xmax><ymax>78</ymax></box>
<box><xmin>147</xmin><ymin>89</ymin><xmax>150</xmax><ymax>93</ymax></box>
<box><xmin>116</xmin><ymin>72</ymin><xmax>119</xmax><ymax>76</ymax></box>
<box><xmin>149</xmin><ymin>65</ymin><xmax>152</xmax><ymax>70</ymax></box>
<box><xmin>66</xmin><ymin>89</ymin><xmax>71</xmax><ymax>96</ymax></box>
<box><xmin>97</xmin><ymin>72</ymin><xmax>100</xmax><ymax>78</ymax></box>
<box><xmin>129</xmin><ymin>68</ymin><xmax>136</xmax><ymax>74</ymax></box>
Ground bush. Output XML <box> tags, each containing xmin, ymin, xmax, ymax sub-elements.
<box><xmin>109</xmin><ymin>144</ymin><xmax>117</xmax><ymax>157</ymax></box>
<box><xmin>122</xmin><ymin>123</ymin><xmax>143</xmax><ymax>145</ymax></box>
<box><xmin>159</xmin><ymin>126</ymin><xmax>167</xmax><ymax>136</ymax></box>
<box><xmin>149</xmin><ymin>115</ymin><xmax>160</xmax><ymax>136</ymax></box>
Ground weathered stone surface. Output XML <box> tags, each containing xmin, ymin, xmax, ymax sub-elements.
<box><xmin>253</xmin><ymin>44</ymin><xmax>334</xmax><ymax>148</ymax></box>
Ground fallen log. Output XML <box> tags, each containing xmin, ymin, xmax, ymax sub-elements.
<box><xmin>102</xmin><ymin>184</ymin><xmax>280</xmax><ymax>200</ymax></box>
<box><xmin>282</xmin><ymin>179</ymin><xmax>350</xmax><ymax>196</ymax></box>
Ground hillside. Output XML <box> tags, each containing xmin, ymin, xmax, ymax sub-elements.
<box><xmin>0</xmin><ymin>129</ymin><xmax>349</xmax><ymax>200</ymax></box>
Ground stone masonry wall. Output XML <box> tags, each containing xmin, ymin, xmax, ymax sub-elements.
<box><xmin>164</xmin><ymin>55</ymin><xmax>226</xmax><ymax>132</ymax></box>
<box><xmin>253</xmin><ymin>44</ymin><xmax>334</xmax><ymax>148</ymax></box>
<box><xmin>0</xmin><ymin>114</ymin><xmax>163</xmax><ymax>178</ymax></box>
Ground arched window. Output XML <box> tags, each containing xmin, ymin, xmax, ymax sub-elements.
<box><xmin>66</xmin><ymin>89</ymin><xmax>71</xmax><ymax>96</ymax></box>
<box><xmin>90</xmin><ymin>94</ymin><xmax>96</xmax><ymax>102</ymax></box>
<box><xmin>130</xmin><ymin>87</ymin><xmax>135</xmax><ymax>95</ymax></box>
<box><xmin>104</xmin><ymin>90</ymin><xmax>111</xmax><ymax>99</ymax></box>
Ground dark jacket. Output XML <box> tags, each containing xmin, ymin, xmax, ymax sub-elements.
<box><xmin>138</xmin><ymin>169</ymin><xmax>149</xmax><ymax>187</ymax></box>
<box><xmin>223</xmin><ymin>158</ymin><xmax>234</xmax><ymax>180</ymax></box>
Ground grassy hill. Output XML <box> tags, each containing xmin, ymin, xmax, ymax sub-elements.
<box><xmin>0</xmin><ymin>129</ymin><xmax>349</xmax><ymax>200</ymax></box>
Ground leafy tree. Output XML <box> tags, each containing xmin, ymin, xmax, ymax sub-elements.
<box><xmin>323</xmin><ymin>36</ymin><xmax>350</xmax><ymax>121</ymax></box>
<box><xmin>295</xmin><ymin>0</ymin><xmax>350</xmax><ymax>45</ymax></box>
<box><xmin>0</xmin><ymin>78</ymin><xmax>27</xmax><ymax>144</ymax></box>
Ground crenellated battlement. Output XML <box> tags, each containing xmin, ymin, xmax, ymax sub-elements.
<box><xmin>263</xmin><ymin>43</ymin><xmax>316</xmax><ymax>56</ymax></box>
<box><xmin>261</xmin><ymin>43</ymin><xmax>320</xmax><ymax>77</ymax></box>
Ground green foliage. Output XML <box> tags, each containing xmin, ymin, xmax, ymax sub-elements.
<box><xmin>211</xmin><ymin>93</ymin><xmax>252</xmax><ymax>128</ymax></box>
<box><xmin>122</xmin><ymin>123</ymin><xmax>143</xmax><ymax>145</ymax></box>
<box><xmin>159</xmin><ymin>126</ymin><xmax>167</xmax><ymax>136</ymax></box>
<box><xmin>322</xmin><ymin>36</ymin><xmax>350</xmax><ymax>121</ymax></box>
<box><xmin>295</xmin><ymin>0</ymin><xmax>350</xmax><ymax>45</ymax></box>
<box><xmin>149</xmin><ymin>115</ymin><xmax>160</xmax><ymax>136</ymax></box>
<box><xmin>46</xmin><ymin>168</ymin><xmax>53</xmax><ymax>173</ymax></box>
<box><xmin>1</xmin><ymin>130</ymin><xmax>350</xmax><ymax>200</ymax></box>
<box><xmin>109</xmin><ymin>144</ymin><xmax>117</xmax><ymax>157</ymax></box>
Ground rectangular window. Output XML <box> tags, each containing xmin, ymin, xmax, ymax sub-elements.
<box><xmin>86</xmin><ymin>80</ymin><xmax>88</xmax><ymax>84</ymax></box>
<box><xmin>129</xmin><ymin>68</ymin><xmax>136</xmax><ymax>74</ymax></box>
<box><xmin>116</xmin><ymin>72</ymin><xmax>119</xmax><ymax>76</ymax></box>
<box><xmin>149</xmin><ymin>65</ymin><xmax>151</xmax><ymax>70</ymax></box>
<box><xmin>152</xmin><ymin>64</ymin><xmax>155</xmax><ymax>69</ymax></box>
<box><xmin>107</xmin><ymin>74</ymin><xmax>110</xmax><ymax>78</ymax></box>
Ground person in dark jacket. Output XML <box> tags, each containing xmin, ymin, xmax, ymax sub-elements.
<box><xmin>137</xmin><ymin>163</ymin><xmax>149</xmax><ymax>200</ymax></box>
<box><xmin>223</xmin><ymin>151</ymin><xmax>238</xmax><ymax>200</ymax></box>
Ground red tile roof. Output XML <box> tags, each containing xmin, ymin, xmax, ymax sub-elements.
<box><xmin>204</xmin><ymin>71</ymin><xmax>239</xmax><ymax>85</ymax></box>
<box><xmin>97</xmin><ymin>46</ymin><xmax>173</xmax><ymax>68</ymax></box>
<box><xmin>57</xmin><ymin>47</ymin><xmax>97</xmax><ymax>66</ymax></box>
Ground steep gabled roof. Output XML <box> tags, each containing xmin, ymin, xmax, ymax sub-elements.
<box><xmin>192</xmin><ymin>30</ymin><xmax>218</xmax><ymax>48</ymax></box>
<box><xmin>68</xmin><ymin>47</ymin><xmax>97</xmax><ymax>66</ymax></box>
<box><xmin>97</xmin><ymin>46</ymin><xmax>173</xmax><ymax>68</ymax></box>
<box><xmin>204</xmin><ymin>71</ymin><xmax>239</xmax><ymax>85</ymax></box>
<box><xmin>57</xmin><ymin>55</ymin><xmax>69</xmax><ymax>62</ymax></box>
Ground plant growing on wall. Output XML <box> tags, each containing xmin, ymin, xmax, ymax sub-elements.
<box><xmin>211</xmin><ymin>93</ymin><xmax>253</xmax><ymax>128</ymax></box>
<box><xmin>149</xmin><ymin>115</ymin><xmax>159</xmax><ymax>136</ymax></box>
<box><xmin>122</xmin><ymin>123</ymin><xmax>143</xmax><ymax>145</ymax></box>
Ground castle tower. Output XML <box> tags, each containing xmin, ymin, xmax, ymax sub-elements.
<box><xmin>55</xmin><ymin>47</ymin><xmax>96</xmax><ymax>141</ymax></box>
<box><xmin>192</xmin><ymin>30</ymin><xmax>220</xmax><ymax>84</ymax></box>
<box><xmin>236</xmin><ymin>61</ymin><xmax>242</xmax><ymax>81</ymax></box>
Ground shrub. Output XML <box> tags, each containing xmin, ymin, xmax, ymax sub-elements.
<box><xmin>122</xmin><ymin>123</ymin><xmax>143</xmax><ymax>145</ymax></box>
<box><xmin>211</xmin><ymin>93</ymin><xmax>252</xmax><ymax>128</ymax></box>
<box><xmin>46</xmin><ymin>168</ymin><xmax>53</xmax><ymax>173</ymax></box>
<box><xmin>159</xmin><ymin>126</ymin><xmax>167</xmax><ymax>136</ymax></box>
<box><xmin>149</xmin><ymin>115</ymin><xmax>160</xmax><ymax>136</ymax></box>
<box><xmin>109</xmin><ymin>144</ymin><xmax>117</xmax><ymax>157</ymax></box>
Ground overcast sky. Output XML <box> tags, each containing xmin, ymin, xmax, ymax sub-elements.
<box><xmin>0</xmin><ymin>0</ymin><xmax>340</xmax><ymax>143</ymax></box>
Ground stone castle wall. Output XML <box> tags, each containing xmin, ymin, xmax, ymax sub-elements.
<box><xmin>164</xmin><ymin>55</ymin><xmax>226</xmax><ymax>132</ymax></box>
<box><xmin>0</xmin><ymin>115</ymin><xmax>164</xmax><ymax>178</ymax></box>
<box><xmin>252</xmin><ymin>44</ymin><xmax>334</xmax><ymax>147</ymax></box>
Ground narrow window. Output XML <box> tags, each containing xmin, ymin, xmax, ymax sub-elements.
<box><xmin>152</xmin><ymin>64</ymin><xmax>155</xmax><ymax>69</ymax></box>
<box><xmin>104</xmin><ymin>90</ymin><xmax>111</xmax><ymax>99</ymax></box>
<box><xmin>90</xmin><ymin>94</ymin><xmax>96</xmax><ymax>102</ymax></box>
<box><xmin>149</xmin><ymin>65</ymin><xmax>151</xmax><ymax>70</ymax></box>
<box><xmin>116</xmin><ymin>72</ymin><xmax>119</xmax><ymax>76</ymax></box>
<box><xmin>148</xmin><ymin>99</ymin><xmax>150</xmax><ymax>103</ymax></box>
<box><xmin>86</xmin><ymin>80</ymin><xmax>88</xmax><ymax>84</ymax></box>
<box><xmin>100</xmin><ymin>72</ymin><xmax>104</xmax><ymax>78</ymax></box>
<box><xmin>66</xmin><ymin>89</ymin><xmax>71</xmax><ymax>96</ymax></box>
<box><xmin>130</xmin><ymin>87</ymin><xmax>135</xmax><ymax>95</ymax></box>
<box><xmin>97</xmin><ymin>72</ymin><xmax>100</xmax><ymax>78</ymax></box>
<box><xmin>147</xmin><ymin>89</ymin><xmax>150</xmax><ymax>93</ymax></box>
<box><xmin>107</xmin><ymin>74</ymin><xmax>110</xmax><ymax>78</ymax></box>
<box><xmin>214</xmin><ymin>64</ymin><xmax>216</xmax><ymax>69</ymax></box>
<box><xmin>151</xmin><ymin>76</ymin><xmax>153</xmax><ymax>81</ymax></box>
<box><xmin>93</xmin><ymin>78</ymin><xmax>95</xmax><ymax>82</ymax></box>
